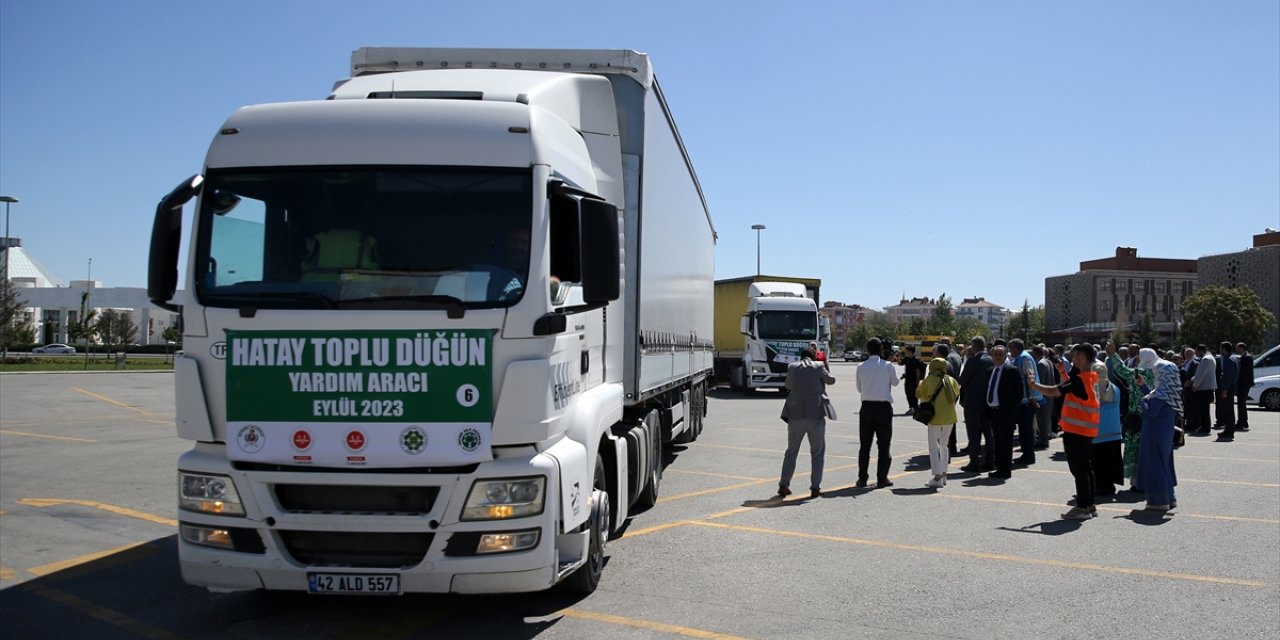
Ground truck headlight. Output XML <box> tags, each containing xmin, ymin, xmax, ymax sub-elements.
<box><xmin>461</xmin><ymin>477</ymin><xmax>545</xmax><ymax>521</ymax></box>
<box><xmin>180</xmin><ymin>523</ymin><xmax>235</xmax><ymax>550</ymax></box>
<box><xmin>179</xmin><ymin>471</ymin><xmax>245</xmax><ymax>516</ymax></box>
<box><xmin>751</xmin><ymin>364</ymin><xmax>768</xmax><ymax>374</ymax></box>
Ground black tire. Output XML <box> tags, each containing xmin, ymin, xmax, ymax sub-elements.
<box><xmin>563</xmin><ymin>455</ymin><xmax>610</xmax><ymax>594</ymax></box>
<box><xmin>672</xmin><ymin>386</ymin><xmax>699</xmax><ymax>445</ymax></box>
<box><xmin>1262</xmin><ymin>389</ymin><xmax>1280</xmax><ymax>411</ymax></box>
<box><xmin>634</xmin><ymin>412</ymin><xmax>662</xmax><ymax>508</ymax></box>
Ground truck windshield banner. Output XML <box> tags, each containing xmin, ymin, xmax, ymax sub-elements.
<box><xmin>225</xmin><ymin>329</ymin><xmax>494</xmax><ymax>468</ymax></box>
<box><xmin>766</xmin><ymin>340</ymin><xmax>809</xmax><ymax>364</ymax></box>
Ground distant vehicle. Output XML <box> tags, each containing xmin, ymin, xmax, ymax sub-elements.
<box><xmin>1252</xmin><ymin>344</ymin><xmax>1280</xmax><ymax>380</ymax></box>
<box><xmin>32</xmin><ymin>343</ymin><xmax>76</xmax><ymax>354</ymax></box>
<box><xmin>1246</xmin><ymin>374</ymin><xmax>1280</xmax><ymax>411</ymax></box>
<box><xmin>843</xmin><ymin>350</ymin><xmax>865</xmax><ymax>362</ymax></box>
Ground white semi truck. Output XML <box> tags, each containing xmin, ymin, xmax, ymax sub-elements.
<box><xmin>147</xmin><ymin>47</ymin><xmax>715</xmax><ymax>595</ymax></box>
<box><xmin>716</xmin><ymin>279</ymin><xmax>825</xmax><ymax>392</ymax></box>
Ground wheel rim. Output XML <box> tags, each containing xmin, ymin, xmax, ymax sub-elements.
<box><xmin>589</xmin><ymin>489</ymin><xmax>609</xmax><ymax>572</ymax></box>
<box><xmin>1263</xmin><ymin>390</ymin><xmax>1280</xmax><ymax>411</ymax></box>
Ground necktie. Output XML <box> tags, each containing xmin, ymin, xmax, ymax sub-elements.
<box><xmin>988</xmin><ymin>366</ymin><xmax>1001</xmax><ymax>407</ymax></box>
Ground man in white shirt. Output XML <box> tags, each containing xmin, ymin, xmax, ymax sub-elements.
<box><xmin>856</xmin><ymin>338</ymin><xmax>899</xmax><ymax>488</ymax></box>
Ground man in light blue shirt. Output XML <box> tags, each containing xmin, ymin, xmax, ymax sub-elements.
<box><xmin>1008</xmin><ymin>339</ymin><xmax>1042</xmax><ymax>465</ymax></box>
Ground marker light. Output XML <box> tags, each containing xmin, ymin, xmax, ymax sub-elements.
<box><xmin>477</xmin><ymin>529</ymin><xmax>540</xmax><ymax>554</ymax></box>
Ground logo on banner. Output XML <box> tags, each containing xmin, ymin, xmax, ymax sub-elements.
<box><xmin>400</xmin><ymin>427</ymin><xmax>426</xmax><ymax>455</ymax></box>
<box><xmin>346</xmin><ymin>430</ymin><xmax>367</xmax><ymax>452</ymax></box>
<box><xmin>237</xmin><ymin>425</ymin><xmax>265</xmax><ymax>453</ymax></box>
<box><xmin>292</xmin><ymin>429</ymin><xmax>312</xmax><ymax>451</ymax></box>
<box><xmin>458</xmin><ymin>427</ymin><xmax>482</xmax><ymax>453</ymax></box>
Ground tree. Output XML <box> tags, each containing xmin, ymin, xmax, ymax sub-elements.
<box><xmin>928</xmin><ymin>293</ymin><xmax>954</xmax><ymax>335</ymax></box>
<box><xmin>162</xmin><ymin>322</ymin><xmax>182</xmax><ymax>344</ymax></box>
<box><xmin>94</xmin><ymin>309</ymin><xmax>138</xmax><ymax>354</ymax></box>
<box><xmin>1179</xmin><ymin>286</ymin><xmax>1277</xmax><ymax>349</ymax></box>
<box><xmin>1007</xmin><ymin>302</ymin><xmax>1046</xmax><ymax>344</ymax></box>
<box><xmin>908</xmin><ymin>317</ymin><xmax>927</xmax><ymax>335</ymax></box>
<box><xmin>953</xmin><ymin>317</ymin><xmax>993</xmax><ymax>344</ymax></box>
<box><xmin>1130</xmin><ymin>311</ymin><xmax>1158</xmax><ymax>348</ymax></box>
<box><xmin>67</xmin><ymin>292</ymin><xmax>99</xmax><ymax>349</ymax></box>
<box><xmin>1</xmin><ymin>276</ymin><xmax>34</xmax><ymax>357</ymax></box>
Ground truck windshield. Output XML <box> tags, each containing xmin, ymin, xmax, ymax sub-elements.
<box><xmin>194</xmin><ymin>167</ymin><xmax>533</xmax><ymax>309</ymax></box>
<box><xmin>756</xmin><ymin>311</ymin><xmax>817</xmax><ymax>340</ymax></box>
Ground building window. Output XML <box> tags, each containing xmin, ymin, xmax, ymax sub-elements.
<box><xmin>1135</xmin><ymin>281</ymin><xmax>1145</xmax><ymax>293</ymax></box>
<box><xmin>1172</xmin><ymin>301</ymin><xmax>1180</xmax><ymax>312</ymax></box>
<box><xmin>1115</xmin><ymin>281</ymin><xmax>1127</xmax><ymax>293</ymax></box>
<box><xmin>1155</xmin><ymin>300</ymin><xmax>1164</xmax><ymax>311</ymax></box>
<box><xmin>1155</xmin><ymin>281</ymin><xmax>1166</xmax><ymax>294</ymax></box>
<box><xmin>1100</xmin><ymin>300</ymin><xmax>1112</xmax><ymax>311</ymax></box>
<box><xmin>1098</xmin><ymin>280</ymin><xmax>1109</xmax><ymax>292</ymax></box>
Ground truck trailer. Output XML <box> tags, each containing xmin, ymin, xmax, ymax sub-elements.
<box><xmin>712</xmin><ymin>276</ymin><xmax>825</xmax><ymax>392</ymax></box>
<box><xmin>147</xmin><ymin>47</ymin><xmax>715</xmax><ymax>595</ymax></box>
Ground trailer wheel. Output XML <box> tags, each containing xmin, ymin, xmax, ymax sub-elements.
<box><xmin>634</xmin><ymin>411</ymin><xmax>662</xmax><ymax>508</ymax></box>
<box><xmin>564</xmin><ymin>455</ymin><xmax>610</xmax><ymax>594</ymax></box>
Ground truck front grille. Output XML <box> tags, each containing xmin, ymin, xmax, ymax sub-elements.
<box><xmin>279</xmin><ymin>531</ymin><xmax>433</xmax><ymax>568</ymax></box>
<box><xmin>274</xmin><ymin>484</ymin><xmax>438</xmax><ymax>515</ymax></box>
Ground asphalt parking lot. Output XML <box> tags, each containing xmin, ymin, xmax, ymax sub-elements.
<box><xmin>1</xmin><ymin>364</ymin><xmax>1277</xmax><ymax>639</ymax></box>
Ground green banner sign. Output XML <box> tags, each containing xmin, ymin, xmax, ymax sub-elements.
<box><xmin>226</xmin><ymin>329</ymin><xmax>494</xmax><ymax>423</ymax></box>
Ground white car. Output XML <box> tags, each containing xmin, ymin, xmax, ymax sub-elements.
<box><xmin>32</xmin><ymin>343</ymin><xmax>76</xmax><ymax>354</ymax></box>
<box><xmin>1246</xmin><ymin>374</ymin><xmax>1280</xmax><ymax>411</ymax></box>
<box><xmin>1251</xmin><ymin>344</ymin><xmax>1280</xmax><ymax>380</ymax></box>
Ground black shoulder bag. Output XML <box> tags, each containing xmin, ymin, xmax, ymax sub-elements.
<box><xmin>914</xmin><ymin>376</ymin><xmax>947</xmax><ymax>425</ymax></box>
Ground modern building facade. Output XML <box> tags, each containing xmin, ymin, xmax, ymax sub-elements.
<box><xmin>1197</xmin><ymin>231</ymin><xmax>1280</xmax><ymax>347</ymax></box>
<box><xmin>1045</xmin><ymin>246</ymin><xmax>1199</xmax><ymax>340</ymax></box>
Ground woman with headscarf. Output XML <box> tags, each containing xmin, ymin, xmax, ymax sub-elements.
<box><xmin>1135</xmin><ymin>348</ymin><xmax>1183</xmax><ymax>511</ymax></box>
<box><xmin>1090</xmin><ymin>362</ymin><xmax>1124</xmax><ymax>497</ymax></box>
<box><xmin>916</xmin><ymin>358</ymin><xmax>960</xmax><ymax>489</ymax></box>
<box><xmin>1104</xmin><ymin>341</ymin><xmax>1154</xmax><ymax>487</ymax></box>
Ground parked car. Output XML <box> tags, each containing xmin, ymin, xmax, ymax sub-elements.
<box><xmin>1246</xmin><ymin>374</ymin><xmax>1280</xmax><ymax>411</ymax></box>
<box><xmin>32</xmin><ymin>343</ymin><xmax>76</xmax><ymax>354</ymax></box>
<box><xmin>1251</xmin><ymin>344</ymin><xmax>1280</xmax><ymax>380</ymax></box>
<box><xmin>844</xmin><ymin>350</ymin><xmax>865</xmax><ymax>362</ymax></box>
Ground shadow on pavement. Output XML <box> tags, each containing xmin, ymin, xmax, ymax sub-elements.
<box><xmin>996</xmin><ymin>519</ymin><xmax>1084</xmax><ymax>536</ymax></box>
<box><xmin>1116</xmin><ymin>509</ymin><xmax>1176</xmax><ymax>526</ymax></box>
<box><xmin>0</xmin><ymin>534</ymin><xmax>605</xmax><ymax>640</ymax></box>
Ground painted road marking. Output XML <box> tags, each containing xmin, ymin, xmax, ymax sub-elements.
<box><xmin>25</xmin><ymin>541</ymin><xmax>157</xmax><ymax>578</ymax></box>
<box><xmin>687</xmin><ymin>520</ymin><xmax>1267</xmax><ymax>588</ymax></box>
<box><xmin>934</xmin><ymin>493</ymin><xmax>1280</xmax><ymax>525</ymax></box>
<box><xmin>69</xmin><ymin>387</ymin><xmax>153</xmax><ymax>416</ymax></box>
<box><xmin>666</xmin><ymin>468</ymin><xmax>769</xmax><ymax>481</ymax></box>
<box><xmin>23</xmin><ymin>582</ymin><xmax>180</xmax><ymax>640</ymax></box>
<box><xmin>1024</xmin><ymin>468</ymin><xmax>1280</xmax><ymax>488</ymax></box>
<box><xmin>0</xmin><ymin>429</ymin><xmax>96</xmax><ymax>443</ymax></box>
<box><xmin>19</xmin><ymin>498</ymin><xmax>179</xmax><ymax>527</ymax></box>
<box><xmin>0</xmin><ymin>567</ymin><xmax>16</xmax><ymax>580</ymax></box>
<box><xmin>557</xmin><ymin>608</ymin><xmax>751</xmax><ymax>639</ymax></box>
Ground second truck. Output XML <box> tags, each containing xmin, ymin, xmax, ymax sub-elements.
<box><xmin>148</xmin><ymin>47</ymin><xmax>714</xmax><ymax>595</ymax></box>
<box><xmin>713</xmin><ymin>276</ymin><xmax>825</xmax><ymax>392</ymax></box>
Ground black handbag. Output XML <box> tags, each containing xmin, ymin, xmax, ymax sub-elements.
<box><xmin>914</xmin><ymin>376</ymin><xmax>947</xmax><ymax>424</ymax></box>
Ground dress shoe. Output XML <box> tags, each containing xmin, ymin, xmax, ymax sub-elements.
<box><xmin>777</xmin><ymin>485</ymin><xmax>792</xmax><ymax>496</ymax></box>
<box><xmin>989</xmin><ymin>471</ymin><xmax>1012</xmax><ymax>479</ymax></box>
<box><xmin>1014</xmin><ymin>455</ymin><xmax>1035</xmax><ymax>466</ymax></box>
<box><xmin>855</xmin><ymin>478</ymin><xmax>868</xmax><ymax>488</ymax></box>
<box><xmin>809</xmin><ymin>487</ymin><xmax>821</xmax><ymax>499</ymax></box>
<box><xmin>981</xmin><ymin>463</ymin><xmax>995</xmax><ymax>472</ymax></box>
<box><xmin>876</xmin><ymin>479</ymin><xmax>894</xmax><ymax>488</ymax></box>
<box><xmin>959</xmin><ymin>464</ymin><xmax>981</xmax><ymax>473</ymax></box>
<box><xmin>1237</xmin><ymin>426</ymin><xmax>1250</xmax><ymax>432</ymax></box>
<box><xmin>957</xmin><ymin>447</ymin><xmax>970</xmax><ymax>455</ymax></box>
<box><xmin>1215</xmin><ymin>435</ymin><xmax>1234</xmax><ymax>442</ymax></box>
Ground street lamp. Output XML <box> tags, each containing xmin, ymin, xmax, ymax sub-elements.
<box><xmin>751</xmin><ymin>224</ymin><xmax>766</xmax><ymax>276</ymax></box>
<box><xmin>0</xmin><ymin>195</ymin><xmax>16</xmax><ymax>280</ymax></box>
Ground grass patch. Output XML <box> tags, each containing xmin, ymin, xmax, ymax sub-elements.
<box><xmin>0</xmin><ymin>356</ymin><xmax>175</xmax><ymax>372</ymax></box>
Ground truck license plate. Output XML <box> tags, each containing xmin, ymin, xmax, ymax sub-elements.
<box><xmin>307</xmin><ymin>573</ymin><xmax>400</xmax><ymax>595</ymax></box>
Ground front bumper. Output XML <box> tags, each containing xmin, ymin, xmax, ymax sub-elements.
<box><xmin>176</xmin><ymin>442</ymin><xmax>570</xmax><ymax>594</ymax></box>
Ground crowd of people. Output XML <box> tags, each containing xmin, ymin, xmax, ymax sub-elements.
<box><xmin>775</xmin><ymin>337</ymin><xmax>1258</xmax><ymax>521</ymax></box>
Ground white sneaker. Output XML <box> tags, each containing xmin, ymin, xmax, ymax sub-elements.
<box><xmin>925</xmin><ymin>475</ymin><xmax>943</xmax><ymax>489</ymax></box>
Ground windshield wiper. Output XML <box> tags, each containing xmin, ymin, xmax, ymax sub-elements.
<box><xmin>336</xmin><ymin>294</ymin><xmax>467</xmax><ymax>319</ymax></box>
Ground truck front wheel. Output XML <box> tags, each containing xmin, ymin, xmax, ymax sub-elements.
<box><xmin>564</xmin><ymin>455</ymin><xmax>610</xmax><ymax>593</ymax></box>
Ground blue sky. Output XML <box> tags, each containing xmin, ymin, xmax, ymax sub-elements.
<box><xmin>1</xmin><ymin>0</ymin><xmax>1277</xmax><ymax>311</ymax></box>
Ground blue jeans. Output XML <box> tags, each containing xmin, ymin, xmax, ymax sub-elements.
<box><xmin>1017</xmin><ymin>403</ymin><xmax>1037</xmax><ymax>459</ymax></box>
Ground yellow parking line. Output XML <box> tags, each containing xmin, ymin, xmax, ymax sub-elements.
<box><xmin>25</xmin><ymin>541</ymin><xmax>155</xmax><ymax>578</ymax></box>
<box><xmin>558</xmin><ymin>608</ymin><xmax>751</xmax><ymax>639</ymax></box>
<box><xmin>687</xmin><ymin>520</ymin><xmax>1267</xmax><ymax>588</ymax></box>
<box><xmin>0</xmin><ymin>429</ymin><xmax>96</xmax><ymax>443</ymax></box>
<box><xmin>1024</xmin><ymin>468</ymin><xmax>1280</xmax><ymax>488</ymax></box>
<box><xmin>23</xmin><ymin>582</ymin><xmax>180</xmax><ymax>640</ymax></box>
<box><xmin>934</xmin><ymin>493</ymin><xmax>1280</xmax><ymax>525</ymax></box>
<box><xmin>666</xmin><ymin>468</ymin><xmax>767</xmax><ymax>481</ymax></box>
<box><xmin>69</xmin><ymin>387</ymin><xmax>153</xmax><ymax>416</ymax></box>
<box><xmin>623</xmin><ymin>520</ymin><xmax>693</xmax><ymax>538</ymax></box>
<box><xmin>0</xmin><ymin>567</ymin><xmax>16</xmax><ymax>580</ymax></box>
<box><xmin>19</xmin><ymin>498</ymin><xmax>178</xmax><ymax>527</ymax></box>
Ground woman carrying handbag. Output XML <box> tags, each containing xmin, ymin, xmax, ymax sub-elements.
<box><xmin>916</xmin><ymin>358</ymin><xmax>961</xmax><ymax>489</ymax></box>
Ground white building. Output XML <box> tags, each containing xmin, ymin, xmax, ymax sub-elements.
<box><xmin>956</xmin><ymin>297</ymin><xmax>1009</xmax><ymax>336</ymax></box>
<box><xmin>3</xmin><ymin>239</ymin><xmax>180</xmax><ymax>345</ymax></box>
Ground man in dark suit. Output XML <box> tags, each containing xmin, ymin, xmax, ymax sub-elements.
<box><xmin>1236</xmin><ymin>342</ymin><xmax>1254</xmax><ymax>432</ymax></box>
<box><xmin>778</xmin><ymin>347</ymin><xmax>836</xmax><ymax>498</ymax></box>
<box><xmin>985</xmin><ymin>345</ymin><xmax>1024</xmax><ymax>479</ymax></box>
<box><xmin>957</xmin><ymin>336</ymin><xmax>995</xmax><ymax>472</ymax></box>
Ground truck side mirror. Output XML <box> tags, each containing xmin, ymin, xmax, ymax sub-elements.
<box><xmin>579</xmin><ymin>198</ymin><xmax>620</xmax><ymax>303</ymax></box>
<box><xmin>739</xmin><ymin>314</ymin><xmax>750</xmax><ymax>336</ymax></box>
<box><xmin>149</xmin><ymin>175</ymin><xmax>203</xmax><ymax>312</ymax></box>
